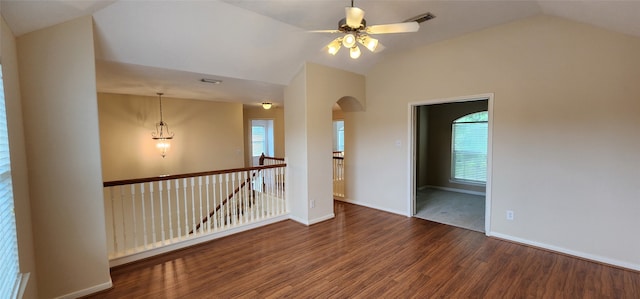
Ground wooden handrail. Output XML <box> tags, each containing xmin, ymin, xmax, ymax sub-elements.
<box><xmin>103</xmin><ymin>163</ymin><xmax>286</xmax><ymax>187</ymax></box>
<box><xmin>259</xmin><ymin>153</ymin><xmax>285</xmax><ymax>165</ymax></box>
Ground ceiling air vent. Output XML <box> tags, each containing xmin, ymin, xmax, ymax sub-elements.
<box><xmin>404</xmin><ymin>12</ymin><xmax>435</xmax><ymax>24</ymax></box>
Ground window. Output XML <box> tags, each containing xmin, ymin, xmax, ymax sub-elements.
<box><xmin>251</xmin><ymin>125</ymin><xmax>266</xmax><ymax>156</ymax></box>
<box><xmin>333</xmin><ymin>120</ymin><xmax>344</xmax><ymax>152</ymax></box>
<box><xmin>451</xmin><ymin>111</ymin><xmax>488</xmax><ymax>184</ymax></box>
<box><xmin>250</xmin><ymin>119</ymin><xmax>274</xmax><ymax>165</ymax></box>
<box><xmin>0</xmin><ymin>65</ymin><xmax>21</xmax><ymax>297</ymax></box>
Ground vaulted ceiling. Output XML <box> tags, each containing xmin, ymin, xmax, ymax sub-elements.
<box><xmin>2</xmin><ymin>0</ymin><xmax>639</xmax><ymax>107</ymax></box>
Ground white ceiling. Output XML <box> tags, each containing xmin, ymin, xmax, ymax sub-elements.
<box><xmin>2</xmin><ymin>0</ymin><xmax>640</xmax><ymax>106</ymax></box>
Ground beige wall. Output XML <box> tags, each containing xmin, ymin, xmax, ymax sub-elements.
<box><xmin>285</xmin><ymin>63</ymin><xmax>365</xmax><ymax>224</ymax></box>
<box><xmin>1</xmin><ymin>16</ymin><xmax>38</xmax><ymax>299</ymax></box>
<box><xmin>17</xmin><ymin>16</ymin><xmax>112</xmax><ymax>297</ymax></box>
<box><xmin>423</xmin><ymin>101</ymin><xmax>488</xmax><ymax>193</ymax></box>
<box><xmin>284</xmin><ymin>67</ymin><xmax>309</xmax><ymax>222</ymax></box>
<box><xmin>98</xmin><ymin>93</ymin><xmax>245</xmax><ymax>181</ymax></box>
<box><xmin>242</xmin><ymin>105</ymin><xmax>285</xmax><ymax>166</ymax></box>
<box><xmin>352</xmin><ymin>15</ymin><xmax>640</xmax><ymax>269</ymax></box>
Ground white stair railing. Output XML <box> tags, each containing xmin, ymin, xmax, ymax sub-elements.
<box><xmin>333</xmin><ymin>154</ymin><xmax>344</xmax><ymax>197</ymax></box>
<box><xmin>103</xmin><ymin>163</ymin><xmax>286</xmax><ymax>265</ymax></box>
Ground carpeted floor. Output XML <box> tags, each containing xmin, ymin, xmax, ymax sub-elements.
<box><xmin>415</xmin><ymin>188</ymin><xmax>485</xmax><ymax>232</ymax></box>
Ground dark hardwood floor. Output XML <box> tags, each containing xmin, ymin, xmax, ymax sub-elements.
<box><xmin>88</xmin><ymin>201</ymin><xmax>639</xmax><ymax>298</ymax></box>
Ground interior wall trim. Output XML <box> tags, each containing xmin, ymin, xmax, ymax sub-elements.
<box><xmin>56</xmin><ymin>280</ymin><xmax>113</xmax><ymax>299</ymax></box>
<box><xmin>489</xmin><ymin>232</ymin><xmax>640</xmax><ymax>272</ymax></box>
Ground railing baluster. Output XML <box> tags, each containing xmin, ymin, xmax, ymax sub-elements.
<box><xmin>109</xmin><ymin>187</ymin><xmax>117</xmax><ymax>254</ymax></box>
<box><xmin>175</xmin><ymin>180</ymin><xmax>181</xmax><ymax>239</ymax></box>
<box><xmin>141</xmin><ymin>184</ymin><xmax>147</xmax><ymax>249</ymax></box>
<box><xmin>197</xmin><ymin>176</ymin><xmax>203</xmax><ymax>234</ymax></box>
<box><xmin>245</xmin><ymin>172</ymin><xmax>250</xmax><ymax>223</ymax></box>
<box><xmin>183</xmin><ymin>178</ymin><xmax>189</xmax><ymax>239</ymax></box>
<box><xmin>276</xmin><ymin>167</ymin><xmax>282</xmax><ymax>214</ymax></box>
<box><xmin>274</xmin><ymin>167</ymin><xmax>279</xmax><ymax>215</ymax></box>
<box><xmin>159</xmin><ymin>182</ymin><xmax>165</xmax><ymax>245</ymax></box>
<box><xmin>281</xmin><ymin>166</ymin><xmax>286</xmax><ymax>214</ymax></box>
<box><xmin>149</xmin><ymin>183</ymin><xmax>156</xmax><ymax>246</ymax></box>
<box><xmin>267</xmin><ymin>168</ymin><xmax>272</xmax><ymax>216</ymax></box>
<box><xmin>131</xmin><ymin>185</ymin><xmax>137</xmax><ymax>251</ymax></box>
<box><xmin>277</xmin><ymin>168</ymin><xmax>285</xmax><ymax>214</ymax></box>
<box><xmin>190</xmin><ymin>177</ymin><xmax>196</xmax><ymax>235</ymax></box>
<box><xmin>240</xmin><ymin>171</ymin><xmax>246</xmax><ymax>224</ymax></box>
<box><xmin>249</xmin><ymin>170</ymin><xmax>255</xmax><ymax>222</ymax></box>
<box><xmin>119</xmin><ymin>186</ymin><xmax>127</xmax><ymax>253</ymax></box>
<box><xmin>211</xmin><ymin>175</ymin><xmax>222</xmax><ymax>231</ymax></box>
<box><xmin>260</xmin><ymin>170</ymin><xmax>266</xmax><ymax>218</ymax></box>
<box><xmin>167</xmin><ymin>180</ymin><xmax>173</xmax><ymax>241</ymax></box>
<box><xmin>219</xmin><ymin>174</ymin><xmax>225</xmax><ymax>229</ymax></box>
<box><xmin>233</xmin><ymin>173</ymin><xmax>238</xmax><ymax>225</ymax></box>
<box><xmin>226</xmin><ymin>173</ymin><xmax>232</xmax><ymax>226</ymax></box>
<box><xmin>205</xmin><ymin>176</ymin><xmax>211</xmax><ymax>233</ymax></box>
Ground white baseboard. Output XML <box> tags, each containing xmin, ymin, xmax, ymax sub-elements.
<box><xmin>425</xmin><ymin>185</ymin><xmax>486</xmax><ymax>196</ymax></box>
<box><xmin>109</xmin><ymin>214</ymin><xmax>290</xmax><ymax>267</ymax></box>
<box><xmin>309</xmin><ymin>213</ymin><xmax>335</xmax><ymax>225</ymax></box>
<box><xmin>289</xmin><ymin>213</ymin><xmax>335</xmax><ymax>226</ymax></box>
<box><xmin>488</xmin><ymin>232</ymin><xmax>640</xmax><ymax>272</ymax></box>
<box><xmin>56</xmin><ymin>280</ymin><xmax>113</xmax><ymax>299</ymax></box>
<box><xmin>289</xmin><ymin>214</ymin><xmax>308</xmax><ymax>226</ymax></box>
<box><xmin>336</xmin><ymin>197</ymin><xmax>407</xmax><ymax>217</ymax></box>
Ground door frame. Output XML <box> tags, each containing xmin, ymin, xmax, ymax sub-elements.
<box><xmin>408</xmin><ymin>93</ymin><xmax>494</xmax><ymax>235</ymax></box>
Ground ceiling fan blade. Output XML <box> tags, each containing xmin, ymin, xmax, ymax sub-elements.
<box><xmin>366</xmin><ymin>22</ymin><xmax>419</xmax><ymax>34</ymax></box>
<box><xmin>309</xmin><ymin>29</ymin><xmax>341</xmax><ymax>33</ymax></box>
<box><xmin>345</xmin><ymin>7</ymin><xmax>365</xmax><ymax>28</ymax></box>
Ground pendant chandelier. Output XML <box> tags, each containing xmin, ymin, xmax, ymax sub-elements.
<box><xmin>151</xmin><ymin>92</ymin><xmax>174</xmax><ymax>158</ymax></box>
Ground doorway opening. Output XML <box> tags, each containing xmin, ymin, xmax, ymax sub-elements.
<box><xmin>333</xmin><ymin>107</ymin><xmax>345</xmax><ymax>198</ymax></box>
<box><xmin>410</xmin><ymin>94</ymin><xmax>493</xmax><ymax>233</ymax></box>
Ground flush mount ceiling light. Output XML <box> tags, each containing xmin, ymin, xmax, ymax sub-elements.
<box><xmin>262</xmin><ymin>102</ymin><xmax>273</xmax><ymax>110</ymax></box>
<box><xmin>312</xmin><ymin>1</ymin><xmax>434</xmax><ymax>59</ymax></box>
<box><xmin>151</xmin><ymin>92</ymin><xmax>174</xmax><ymax>158</ymax></box>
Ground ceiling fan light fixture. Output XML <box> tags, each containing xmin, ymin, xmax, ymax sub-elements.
<box><xmin>327</xmin><ymin>37</ymin><xmax>342</xmax><ymax>55</ymax></box>
<box><xmin>342</xmin><ymin>33</ymin><xmax>356</xmax><ymax>48</ymax></box>
<box><xmin>359</xmin><ymin>35</ymin><xmax>379</xmax><ymax>52</ymax></box>
<box><xmin>350</xmin><ymin>45</ymin><xmax>361</xmax><ymax>59</ymax></box>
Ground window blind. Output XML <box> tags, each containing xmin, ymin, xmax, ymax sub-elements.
<box><xmin>452</xmin><ymin>111</ymin><xmax>488</xmax><ymax>183</ymax></box>
<box><xmin>0</xmin><ymin>65</ymin><xmax>21</xmax><ymax>298</ymax></box>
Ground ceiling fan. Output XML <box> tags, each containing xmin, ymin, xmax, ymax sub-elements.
<box><xmin>313</xmin><ymin>0</ymin><xmax>434</xmax><ymax>59</ymax></box>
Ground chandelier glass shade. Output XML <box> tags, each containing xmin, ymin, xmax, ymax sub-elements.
<box><xmin>151</xmin><ymin>92</ymin><xmax>174</xmax><ymax>158</ymax></box>
<box><xmin>326</xmin><ymin>32</ymin><xmax>378</xmax><ymax>59</ymax></box>
<box><xmin>342</xmin><ymin>33</ymin><xmax>356</xmax><ymax>48</ymax></box>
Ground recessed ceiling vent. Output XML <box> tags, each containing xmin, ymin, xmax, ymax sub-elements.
<box><xmin>404</xmin><ymin>12</ymin><xmax>435</xmax><ymax>24</ymax></box>
<box><xmin>200</xmin><ymin>78</ymin><xmax>222</xmax><ymax>84</ymax></box>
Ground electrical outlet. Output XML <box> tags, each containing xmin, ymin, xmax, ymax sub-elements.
<box><xmin>310</xmin><ymin>199</ymin><xmax>315</xmax><ymax>208</ymax></box>
<box><xmin>506</xmin><ymin>210</ymin><xmax>514</xmax><ymax>221</ymax></box>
